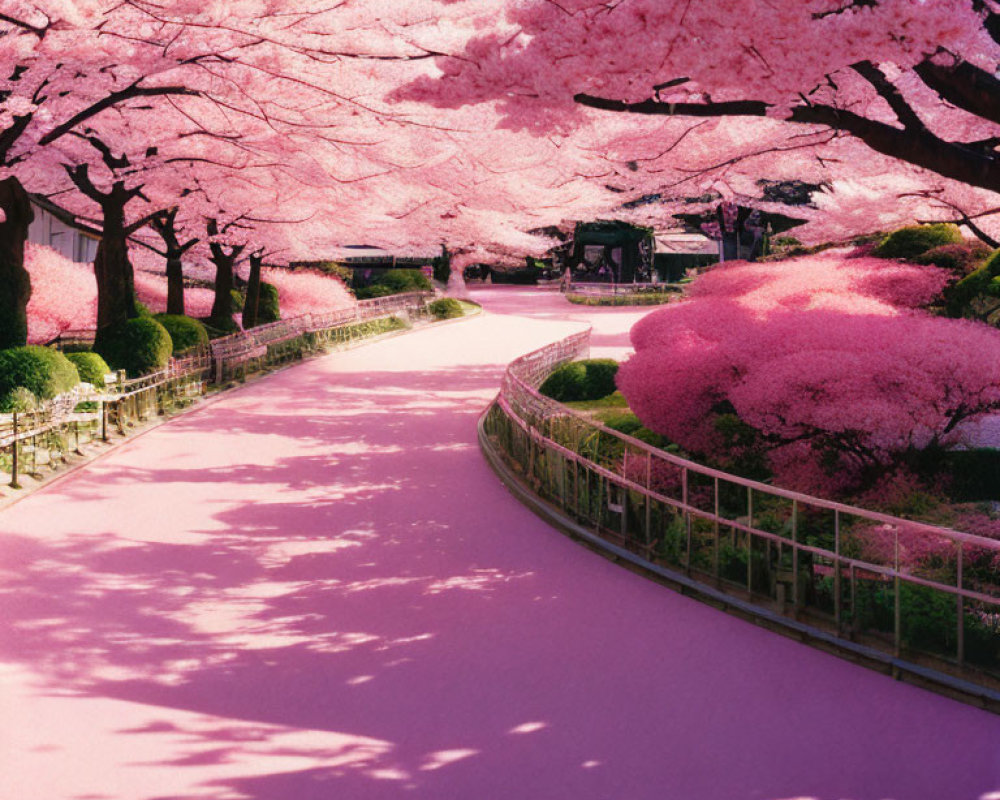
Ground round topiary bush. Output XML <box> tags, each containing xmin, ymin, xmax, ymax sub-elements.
<box><xmin>0</xmin><ymin>345</ymin><xmax>81</xmax><ymax>411</ymax></box>
<box><xmin>65</xmin><ymin>351</ymin><xmax>111</xmax><ymax>388</ymax></box>
<box><xmin>873</xmin><ymin>224</ymin><xmax>963</xmax><ymax>260</ymax></box>
<box><xmin>257</xmin><ymin>282</ymin><xmax>280</xmax><ymax>324</ymax></box>
<box><xmin>428</xmin><ymin>298</ymin><xmax>464</xmax><ymax>320</ymax></box>
<box><xmin>945</xmin><ymin>249</ymin><xmax>1000</xmax><ymax>317</ymax></box>
<box><xmin>539</xmin><ymin>358</ymin><xmax>620</xmax><ymax>402</ymax></box>
<box><xmin>154</xmin><ymin>314</ymin><xmax>209</xmax><ymax>354</ymax></box>
<box><xmin>95</xmin><ymin>316</ymin><xmax>173</xmax><ymax>378</ymax></box>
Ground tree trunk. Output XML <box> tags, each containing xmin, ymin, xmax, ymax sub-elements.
<box><xmin>94</xmin><ymin>189</ymin><xmax>138</xmax><ymax>344</ymax></box>
<box><xmin>0</xmin><ymin>177</ymin><xmax>34</xmax><ymax>349</ymax></box>
<box><xmin>209</xmin><ymin>250</ymin><xmax>235</xmax><ymax>325</ymax></box>
<box><xmin>166</xmin><ymin>254</ymin><xmax>184</xmax><ymax>315</ymax></box>
<box><xmin>242</xmin><ymin>250</ymin><xmax>263</xmax><ymax>329</ymax></box>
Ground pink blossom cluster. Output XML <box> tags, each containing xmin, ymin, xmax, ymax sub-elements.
<box><xmin>616</xmin><ymin>253</ymin><xmax>1000</xmax><ymax>494</ymax></box>
<box><xmin>24</xmin><ymin>243</ymin><xmax>97</xmax><ymax>343</ymax></box>
<box><xmin>261</xmin><ymin>267</ymin><xmax>354</xmax><ymax>317</ymax></box>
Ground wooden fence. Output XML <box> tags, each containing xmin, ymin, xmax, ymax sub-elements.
<box><xmin>481</xmin><ymin>328</ymin><xmax>1000</xmax><ymax>695</ymax></box>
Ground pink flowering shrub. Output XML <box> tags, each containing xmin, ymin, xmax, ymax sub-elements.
<box><xmin>617</xmin><ymin>253</ymin><xmax>1000</xmax><ymax>495</ymax></box>
<box><xmin>261</xmin><ymin>267</ymin><xmax>355</xmax><ymax>316</ymax></box>
<box><xmin>25</xmin><ymin>243</ymin><xmax>98</xmax><ymax>343</ymax></box>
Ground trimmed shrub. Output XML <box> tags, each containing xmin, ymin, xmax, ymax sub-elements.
<box><xmin>65</xmin><ymin>351</ymin><xmax>111</xmax><ymax>388</ymax></box>
<box><xmin>539</xmin><ymin>358</ymin><xmax>619</xmax><ymax>402</ymax></box>
<box><xmin>230</xmin><ymin>289</ymin><xmax>245</xmax><ymax>312</ymax></box>
<box><xmin>154</xmin><ymin>314</ymin><xmax>209</xmax><ymax>354</ymax></box>
<box><xmin>915</xmin><ymin>242</ymin><xmax>993</xmax><ymax>275</ymax></box>
<box><xmin>540</xmin><ymin>361</ymin><xmax>587</xmax><ymax>401</ymax></box>
<box><xmin>95</xmin><ymin>316</ymin><xmax>173</xmax><ymax>378</ymax></box>
<box><xmin>377</xmin><ymin>268</ymin><xmax>432</xmax><ymax>294</ymax></box>
<box><xmin>355</xmin><ymin>284</ymin><xmax>396</xmax><ymax>300</ymax></box>
<box><xmin>257</xmin><ymin>282</ymin><xmax>280</xmax><ymax>324</ymax></box>
<box><xmin>428</xmin><ymin>298</ymin><xmax>464</xmax><ymax>320</ymax></box>
<box><xmin>873</xmin><ymin>224</ymin><xmax>963</xmax><ymax>260</ymax></box>
<box><xmin>0</xmin><ymin>345</ymin><xmax>80</xmax><ymax>410</ymax></box>
<box><xmin>582</xmin><ymin>358</ymin><xmax>619</xmax><ymax>399</ymax></box>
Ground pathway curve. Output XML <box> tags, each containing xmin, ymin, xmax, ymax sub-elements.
<box><xmin>1</xmin><ymin>286</ymin><xmax>998</xmax><ymax>800</ymax></box>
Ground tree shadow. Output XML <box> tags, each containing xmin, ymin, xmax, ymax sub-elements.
<box><xmin>1</xmin><ymin>296</ymin><xmax>998</xmax><ymax>800</ymax></box>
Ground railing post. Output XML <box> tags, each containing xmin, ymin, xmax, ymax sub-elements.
<box><xmin>834</xmin><ymin>509</ymin><xmax>841</xmax><ymax>629</ymax></box>
<box><xmin>894</xmin><ymin>528</ymin><xmax>902</xmax><ymax>657</ymax></box>
<box><xmin>9</xmin><ymin>410</ymin><xmax>19</xmax><ymax>489</ymax></box>
<box><xmin>682</xmin><ymin>467</ymin><xmax>691</xmax><ymax>572</ymax></box>
<box><xmin>101</xmin><ymin>399</ymin><xmax>108</xmax><ymax>441</ymax></box>
<box><xmin>747</xmin><ymin>488</ymin><xmax>754</xmax><ymax>594</ymax></box>
<box><xmin>713</xmin><ymin>476</ymin><xmax>720</xmax><ymax>582</ymax></box>
<box><xmin>957</xmin><ymin>541</ymin><xmax>964</xmax><ymax>666</ymax></box>
<box><xmin>791</xmin><ymin>500</ymin><xmax>799</xmax><ymax>612</ymax></box>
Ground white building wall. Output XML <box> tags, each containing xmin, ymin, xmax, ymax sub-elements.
<box><xmin>27</xmin><ymin>204</ymin><xmax>98</xmax><ymax>264</ymax></box>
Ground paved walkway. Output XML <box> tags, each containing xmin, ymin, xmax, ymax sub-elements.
<box><xmin>1</xmin><ymin>286</ymin><xmax>998</xmax><ymax>800</ymax></box>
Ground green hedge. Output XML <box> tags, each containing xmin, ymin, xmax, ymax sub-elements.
<box><xmin>95</xmin><ymin>316</ymin><xmax>173</xmax><ymax>378</ymax></box>
<box><xmin>65</xmin><ymin>351</ymin><xmax>111</xmax><ymax>388</ymax></box>
<box><xmin>428</xmin><ymin>298</ymin><xmax>464</xmax><ymax>320</ymax></box>
<box><xmin>154</xmin><ymin>314</ymin><xmax>209</xmax><ymax>354</ymax></box>
<box><xmin>356</xmin><ymin>269</ymin><xmax>432</xmax><ymax>299</ymax></box>
<box><xmin>257</xmin><ymin>282</ymin><xmax>280</xmax><ymax>324</ymax></box>
<box><xmin>230</xmin><ymin>289</ymin><xmax>245</xmax><ymax>313</ymax></box>
<box><xmin>355</xmin><ymin>284</ymin><xmax>396</xmax><ymax>299</ymax></box>
<box><xmin>0</xmin><ymin>346</ymin><xmax>80</xmax><ymax>411</ymax></box>
<box><xmin>539</xmin><ymin>358</ymin><xmax>619</xmax><ymax>402</ymax></box>
<box><xmin>873</xmin><ymin>224</ymin><xmax>963</xmax><ymax>260</ymax></box>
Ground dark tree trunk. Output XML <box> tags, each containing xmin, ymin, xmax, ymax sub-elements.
<box><xmin>207</xmin><ymin>219</ymin><xmax>244</xmax><ymax>328</ymax></box>
<box><xmin>94</xmin><ymin>187</ymin><xmax>139</xmax><ymax>343</ymax></box>
<box><xmin>209</xmin><ymin>250</ymin><xmax>235</xmax><ymax>324</ymax></box>
<box><xmin>166</xmin><ymin>254</ymin><xmax>184</xmax><ymax>315</ymax></box>
<box><xmin>0</xmin><ymin>176</ymin><xmax>34</xmax><ymax>349</ymax></box>
<box><xmin>151</xmin><ymin>208</ymin><xmax>196</xmax><ymax>317</ymax></box>
<box><xmin>242</xmin><ymin>249</ymin><xmax>263</xmax><ymax>329</ymax></box>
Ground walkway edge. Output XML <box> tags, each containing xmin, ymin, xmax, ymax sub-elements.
<box><xmin>477</xmin><ymin>405</ymin><xmax>1000</xmax><ymax>715</ymax></box>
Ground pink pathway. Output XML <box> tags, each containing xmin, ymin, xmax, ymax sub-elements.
<box><xmin>1</xmin><ymin>286</ymin><xmax>998</xmax><ymax>800</ymax></box>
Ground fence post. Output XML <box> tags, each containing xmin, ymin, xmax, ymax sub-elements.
<box><xmin>957</xmin><ymin>541</ymin><xmax>965</xmax><ymax>666</ymax></box>
<box><xmin>894</xmin><ymin>528</ymin><xmax>902</xmax><ymax>657</ymax></box>
<box><xmin>9</xmin><ymin>410</ymin><xmax>19</xmax><ymax>489</ymax></box>
<box><xmin>834</xmin><ymin>509</ymin><xmax>841</xmax><ymax>629</ymax></box>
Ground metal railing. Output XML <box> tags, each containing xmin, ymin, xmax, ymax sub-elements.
<box><xmin>3</xmin><ymin>292</ymin><xmax>433</xmax><ymax>489</ymax></box>
<box><xmin>566</xmin><ymin>281</ymin><xmax>681</xmax><ymax>297</ymax></box>
<box><xmin>482</xmin><ymin>329</ymin><xmax>1000</xmax><ymax>687</ymax></box>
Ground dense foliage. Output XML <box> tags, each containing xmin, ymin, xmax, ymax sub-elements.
<box><xmin>64</xmin><ymin>351</ymin><xmax>111</xmax><ymax>388</ymax></box>
<box><xmin>95</xmin><ymin>317</ymin><xmax>173</xmax><ymax>378</ymax></box>
<box><xmin>616</xmin><ymin>253</ymin><xmax>1000</xmax><ymax>495</ymax></box>
<box><xmin>256</xmin><ymin>282</ymin><xmax>280</xmax><ymax>324</ymax></box>
<box><xmin>0</xmin><ymin>345</ymin><xmax>80</xmax><ymax>411</ymax></box>
<box><xmin>154</xmin><ymin>314</ymin><xmax>209</xmax><ymax>354</ymax></box>
<box><xmin>427</xmin><ymin>298</ymin><xmax>464</xmax><ymax>320</ymax></box>
<box><xmin>541</xmin><ymin>358</ymin><xmax>619</xmax><ymax>402</ymax></box>
<box><xmin>356</xmin><ymin>269</ymin><xmax>432</xmax><ymax>299</ymax></box>
<box><xmin>873</xmin><ymin>224</ymin><xmax>964</xmax><ymax>260</ymax></box>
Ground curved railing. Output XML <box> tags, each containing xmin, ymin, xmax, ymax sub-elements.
<box><xmin>3</xmin><ymin>292</ymin><xmax>433</xmax><ymax>488</ymax></box>
<box><xmin>481</xmin><ymin>329</ymin><xmax>1000</xmax><ymax>699</ymax></box>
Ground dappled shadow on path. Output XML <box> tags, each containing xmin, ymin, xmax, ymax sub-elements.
<box><xmin>1</xmin><ymin>308</ymin><xmax>999</xmax><ymax>800</ymax></box>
